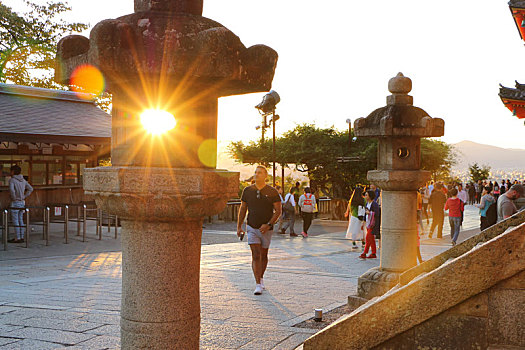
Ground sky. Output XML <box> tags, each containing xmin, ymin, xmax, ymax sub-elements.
<box><xmin>4</xmin><ymin>0</ymin><xmax>525</xmax><ymax>151</ymax></box>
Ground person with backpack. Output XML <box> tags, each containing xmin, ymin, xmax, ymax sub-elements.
<box><xmin>298</xmin><ymin>187</ymin><xmax>316</xmax><ymax>238</ymax></box>
<box><xmin>280</xmin><ymin>187</ymin><xmax>298</xmax><ymax>237</ymax></box>
<box><xmin>475</xmin><ymin>186</ymin><xmax>496</xmax><ymax>231</ymax></box>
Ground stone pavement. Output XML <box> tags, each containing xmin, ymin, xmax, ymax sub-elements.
<box><xmin>0</xmin><ymin>206</ymin><xmax>481</xmax><ymax>349</ymax></box>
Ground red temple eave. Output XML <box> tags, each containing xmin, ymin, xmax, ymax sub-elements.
<box><xmin>501</xmin><ymin>97</ymin><xmax>525</xmax><ymax>119</ymax></box>
<box><xmin>510</xmin><ymin>7</ymin><xmax>525</xmax><ymax>40</ymax></box>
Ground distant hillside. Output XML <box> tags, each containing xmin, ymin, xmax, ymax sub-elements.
<box><xmin>452</xmin><ymin>141</ymin><xmax>525</xmax><ymax>171</ymax></box>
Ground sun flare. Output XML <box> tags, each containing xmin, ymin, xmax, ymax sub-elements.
<box><xmin>140</xmin><ymin>109</ymin><xmax>177</xmax><ymax>135</ymax></box>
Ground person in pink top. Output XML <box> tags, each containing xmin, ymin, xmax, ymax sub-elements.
<box><xmin>444</xmin><ymin>188</ymin><xmax>464</xmax><ymax>246</ymax></box>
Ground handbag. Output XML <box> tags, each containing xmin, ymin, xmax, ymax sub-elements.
<box><xmin>357</xmin><ymin>205</ymin><xmax>366</xmax><ymax>221</ymax></box>
<box><xmin>283</xmin><ymin>194</ymin><xmax>294</xmax><ymax>212</ymax></box>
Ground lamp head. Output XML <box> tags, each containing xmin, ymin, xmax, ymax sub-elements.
<box><xmin>255</xmin><ymin>90</ymin><xmax>280</xmax><ymax>113</ymax></box>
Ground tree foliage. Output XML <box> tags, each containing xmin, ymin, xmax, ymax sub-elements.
<box><xmin>469</xmin><ymin>162</ymin><xmax>491</xmax><ymax>183</ymax></box>
<box><xmin>229</xmin><ymin>124</ymin><xmax>377</xmax><ymax>199</ymax></box>
<box><xmin>0</xmin><ymin>1</ymin><xmax>88</xmax><ymax>88</ymax></box>
<box><xmin>229</xmin><ymin>124</ymin><xmax>456</xmax><ymax>199</ymax></box>
<box><xmin>421</xmin><ymin>139</ymin><xmax>457</xmax><ymax>180</ymax></box>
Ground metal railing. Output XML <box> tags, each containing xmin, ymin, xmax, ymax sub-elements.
<box><xmin>212</xmin><ymin>198</ymin><xmax>333</xmax><ymax>223</ymax></box>
<box><xmin>1</xmin><ymin>202</ymin><xmax>118</xmax><ymax>250</ymax></box>
<box><xmin>2</xmin><ymin>210</ymin><xmax>7</xmax><ymax>251</ymax></box>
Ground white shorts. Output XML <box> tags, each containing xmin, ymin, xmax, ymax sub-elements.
<box><xmin>247</xmin><ymin>225</ymin><xmax>273</xmax><ymax>249</ymax></box>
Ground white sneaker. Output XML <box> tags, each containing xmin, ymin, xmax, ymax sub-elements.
<box><xmin>254</xmin><ymin>284</ymin><xmax>263</xmax><ymax>295</ymax></box>
<box><xmin>260</xmin><ymin>278</ymin><xmax>265</xmax><ymax>290</ymax></box>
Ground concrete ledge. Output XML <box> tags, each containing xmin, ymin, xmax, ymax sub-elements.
<box><xmin>303</xmin><ymin>222</ymin><xmax>525</xmax><ymax>350</ymax></box>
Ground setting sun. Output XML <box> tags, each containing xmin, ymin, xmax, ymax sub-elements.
<box><xmin>140</xmin><ymin>109</ymin><xmax>177</xmax><ymax>135</ymax></box>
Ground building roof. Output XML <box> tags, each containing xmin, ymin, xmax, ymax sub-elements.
<box><xmin>499</xmin><ymin>81</ymin><xmax>525</xmax><ymax>119</ymax></box>
<box><xmin>0</xmin><ymin>83</ymin><xmax>111</xmax><ymax>145</ymax></box>
<box><xmin>509</xmin><ymin>0</ymin><xmax>525</xmax><ymax>9</ymax></box>
<box><xmin>499</xmin><ymin>81</ymin><xmax>525</xmax><ymax>100</ymax></box>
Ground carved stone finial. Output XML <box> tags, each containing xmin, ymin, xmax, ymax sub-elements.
<box><xmin>388</xmin><ymin>72</ymin><xmax>412</xmax><ymax>94</ymax></box>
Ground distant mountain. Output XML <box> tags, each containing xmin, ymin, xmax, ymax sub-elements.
<box><xmin>452</xmin><ymin>141</ymin><xmax>525</xmax><ymax>170</ymax></box>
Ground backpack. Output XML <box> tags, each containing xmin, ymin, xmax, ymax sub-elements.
<box><xmin>485</xmin><ymin>202</ymin><xmax>497</xmax><ymax>227</ymax></box>
<box><xmin>301</xmin><ymin>194</ymin><xmax>315</xmax><ymax>212</ymax></box>
<box><xmin>283</xmin><ymin>194</ymin><xmax>294</xmax><ymax>213</ymax></box>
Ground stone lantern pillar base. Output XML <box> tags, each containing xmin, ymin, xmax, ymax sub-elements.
<box><xmin>84</xmin><ymin>166</ymin><xmax>238</xmax><ymax>349</ymax></box>
<box><xmin>358</xmin><ymin>267</ymin><xmax>401</xmax><ymax>299</ymax></box>
<box><xmin>357</xmin><ymin>169</ymin><xmax>431</xmax><ymax>300</ymax></box>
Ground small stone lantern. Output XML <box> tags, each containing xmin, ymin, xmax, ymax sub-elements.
<box><xmin>55</xmin><ymin>0</ymin><xmax>278</xmax><ymax>348</ymax></box>
<box><xmin>353</xmin><ymin>73</ymin><xmax>444</xmax><ymax>299</ymax></box>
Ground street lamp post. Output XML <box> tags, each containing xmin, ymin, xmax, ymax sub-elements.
<box><xmin>272</xmin><ymin>111</ymin><xmax>276</xmax><ymax>186</ymax></box>
<box><xmin>255</xmin><ymin>90</ymin><xmax>280</xmax><ymax>186</ymax></box>
<box><xmin>346</xmin><ymin>118</ymin><xmax>352</xmax><ymax>150</ymax></box>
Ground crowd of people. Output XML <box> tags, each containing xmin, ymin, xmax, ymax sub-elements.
<box><xmin>236</xmin><ymin>165</ymin><xmax>524</xmax><ymax>295</ymax></box>
<box><xmin>419</xmin><ymin>179</ymin><xmax>524</xmax><ymax>245</ymax></box>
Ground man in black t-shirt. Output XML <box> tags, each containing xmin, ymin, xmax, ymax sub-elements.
<box><xmin>237</xmin><ymin>166</ymin><xmax>282</xmax><ymax>295</ymax></box>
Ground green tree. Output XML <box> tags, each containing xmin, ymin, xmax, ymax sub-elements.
<box><xmin>229</xmin><ymin>124</ymin><xmax>377</xmax><ymax>199</ymax></box>
<box><xmin>0</xmin><ymin>1</ymin><xmax>88</xmax><ymax>88</ymax></box>
<box><xmin>421</xmin><ymin>139</ymin><xmax>457</xmax><ymax>180</ymax></box>
<box><xmin>469</xmin><ymin>162</ymin><xmax>491</xmax><ymax>183</ymax></box>
<box><xmin>229</xmin><ymin>125</ymin><xmax>456</xmax><ymax>198</ymax></box>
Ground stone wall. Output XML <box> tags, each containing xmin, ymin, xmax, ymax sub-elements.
<box><xmin>302</xmin><ymin>218</ymin><xmax>525</xmax><ymax>350</ymax></box>
<box><xmin>373</xmin><ymin>270</ymin><xmax>525</xmax><ymax>350</ymax></box>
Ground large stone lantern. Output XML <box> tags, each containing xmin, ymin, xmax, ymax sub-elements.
<box><xmin>354</xmin><ymin>73</ymin><xmax>444</xmax><ymax>298</ymax></box>
<box><xmin>55</xmin><ymin>0</ymin><xmax>277</xmax><ymax>348</ymax></box>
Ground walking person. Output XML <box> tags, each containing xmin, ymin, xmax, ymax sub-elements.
<box><xmin>359</xmin><ymin>190</ymin><xmax>380</xmax><ymax>259</ymax></box>
<box><xmin>298</xmin><ymin>187</ymin><xmax>316</xmax><ymax>237</ymax></box>
<box><xmin>280</xmin><ymin>187</ymin><xmax>298</xmax><ymax>236</ymax></box>
<box><xmin>428</xmin><ymin>183</ymin><xmax>447</xmax><ymax>238</ymax></box>
<box><xmin>500</xmin><ymin>181</ymin><xmax>507</xmax><ymax>196</ymax></box>
<box><xmin>275</xmin><ymin>185</ymin><xmax>286</xmax><ymax>234</ymax></box>
<box><xmin>457</xmin><ymin>184</ymin><xmax>468</xmax><ymax>227</ymax></box>
<box><xmin>237</xmin><ymin>166</ymin><xmax>282</xmax><ymax>295</ymax></box>
<box><xmin>445</xmin><ymin>188</ymin><xmax>464</xmax><ymax>246</ymax></box>
<box><xmin>493</xmin><ymin>182</ymin><xmax>500</xmax><ymax>201</ymax></box>
<box><xmin>344</xmin><ymin>187</ymin><xmax>366</xmax><ymax>250</ymax></box>
<box><xmin>293</xmin><ymin>181</ymin><xmax>301</xmax><ymax>216</ymax></box>
<box><xmin>421</xmin><ymin>185</ymin><xmax>430</xmax><ymax>224</ymax></box>
<box><xmin>476</xmin><ymin>180</ymin><xmax>483</xmax><ymax>204</ymax></box>
<box><xmin>475</xmin><ymin>186</ymin><xmax>496</xmax><ymax>231</ymax></box>
<box><xmin>7</xmin><ymin>165</ymin><xmax>33</xmax><ymax>243</ymax></box>
<box><xmin>468</xmin><ymin>183</ymin><xmax>476</xmax><ymax>205</ymax></box>
<box><xmin>416</xmin><ymin>190</ymin><xmax>424</xmax><ymax>264</ymax></box>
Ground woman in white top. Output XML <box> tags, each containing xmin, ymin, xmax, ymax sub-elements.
<box><xmin>344</xmin><ymin>186</ymin><xmax>366</xmax><ymax>249</ymax></box>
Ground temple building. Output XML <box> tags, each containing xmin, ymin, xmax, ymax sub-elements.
<box><xmin>0</xmin><ymin>83</ymin><xmax>110</xmax><ymax>206</ymax></box>
<box><xmin>499</xmin><ymin>0</ymin><xmax>525</xmax><ymax>121</ymax></box>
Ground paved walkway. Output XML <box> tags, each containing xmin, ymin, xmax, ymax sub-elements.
<box><xmin>0</xmin><ymin>206</ymin><xmax>481</xmax><ymax>349</ymax></box>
